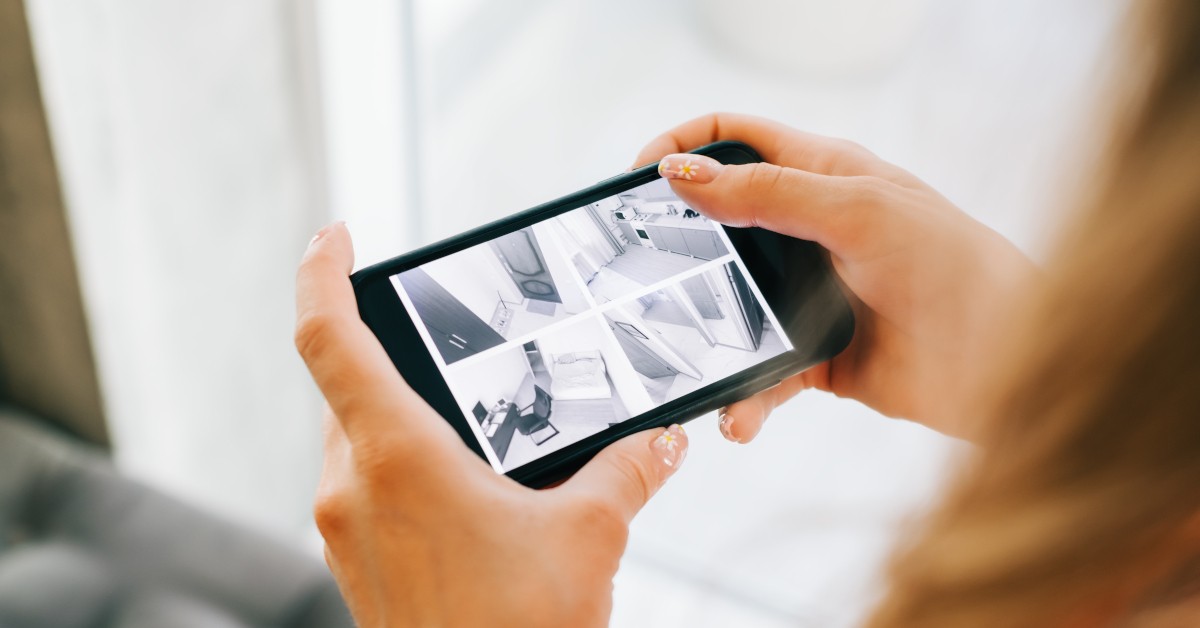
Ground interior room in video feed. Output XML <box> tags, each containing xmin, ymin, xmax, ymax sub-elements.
<box><xmin>391</xmin><ymin>178</ymin><xmax>793</xmax><ymax>472</ymax></box>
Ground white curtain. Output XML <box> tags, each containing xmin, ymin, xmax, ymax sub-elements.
<box><xmin>551</xmin><ymin>208</ymin><xmax>617</xmax><ymax>280</ymax></box>
<box><xmin>28</xmin><ymin>0</ymin><xmax>330</xmax><ymax>537</ymax></box>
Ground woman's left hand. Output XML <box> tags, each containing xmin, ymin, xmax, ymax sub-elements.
<box><xmin>295</xmin><ymin>222</ymin><xmax>688</xmax><ymax>628</ymax></box>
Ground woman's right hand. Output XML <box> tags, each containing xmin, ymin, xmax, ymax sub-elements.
<box><xmin>634</xmin><ymin>113</ymin><xmax>1038</xmax><ymax>441</ymax></box>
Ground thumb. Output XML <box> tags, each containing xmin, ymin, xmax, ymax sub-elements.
<box><xmin>656</xmin><ymin>153</ymin><xmax>870</xmax><ymax>254</ymax></box>
<box><xmin>560</xmin><ymin>424</ymin><xmax>688</xmax><ymax>524</ymax></box>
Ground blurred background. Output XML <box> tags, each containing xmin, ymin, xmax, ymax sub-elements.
<box><xmin>6</xmin><ymin>0</ymin><xmax>1126</xmax><ymax>625</ymax></box>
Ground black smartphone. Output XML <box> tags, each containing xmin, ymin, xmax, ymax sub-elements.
<box><xmin>352</xmin><ymin>141</ymin><xmax>854</xmax><ymax>487</ymax></box>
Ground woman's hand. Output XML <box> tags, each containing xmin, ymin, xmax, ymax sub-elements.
<box><xmin>635</xmin><ymin>113</ymin><xmax>1038</xmax><ymax>441</ymax></box>
<box><xmin>295</xmin><ymin>223</ymin><xmax>688</xmax><ymax>628</ymax></box>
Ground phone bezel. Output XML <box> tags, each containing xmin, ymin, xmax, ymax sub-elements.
<box><xmin>351</xmin><ymin>141</ymin><xmax>855</xmax><ymax>487</ymax></box>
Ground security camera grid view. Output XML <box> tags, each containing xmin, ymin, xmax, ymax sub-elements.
<box><xmin>390</xmin><ymin>178</ymin><xmax>793</xmax><ymax>472</ymax></box>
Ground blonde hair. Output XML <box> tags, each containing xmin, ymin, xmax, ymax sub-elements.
<box><xmin>867</xmin><ymin>0</ymin><xmax>1200</xmax><ymax>625</ymax></box>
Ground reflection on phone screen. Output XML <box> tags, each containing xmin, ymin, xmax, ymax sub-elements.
<box><xmin>390</xmin><ymin>178</ymin><xmax>792</xmax><ymax>472</ymax></box>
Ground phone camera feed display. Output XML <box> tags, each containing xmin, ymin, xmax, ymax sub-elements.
<box><xmin>390</xmin><ymin>178</ymin><xmax>792</xmax><ymax>472</ymax></box>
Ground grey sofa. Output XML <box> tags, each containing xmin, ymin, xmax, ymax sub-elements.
<box><xmin>0</xmin><ymin>407</ymin><xmax>352</xmax><ymax>628</ymax></box>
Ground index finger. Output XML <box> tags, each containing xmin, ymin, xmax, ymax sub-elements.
<box><xmin>632</xmin><ymin>112</ymin><xmax>911</xmax><ymax>182</ymax></box>
<box><xmin>295</xmin><ymin>223</ymin><xmax>457</xmax><ymax>449</ymax></box>
<box><xmin>719</xmin><ymin>368</ymin><xmax>824</xmax><ymax>443</ymax></box>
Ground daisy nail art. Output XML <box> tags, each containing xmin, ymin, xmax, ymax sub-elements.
<box><xmin>652</xmin><ymin>424</ymin><xmax>688</xmax><ymax>468</ymax></box>
<box><xmin>656</xmin><ymin>153</ymin><xmax>722</xmax><ymax>183</ymax></box>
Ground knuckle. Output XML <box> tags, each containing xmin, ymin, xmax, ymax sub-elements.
<box><xmin>609</xmin><ymin>449</ymin><xmax>656</xmax><ymax>505</ymax></box>
<box><xmin>847</xmin><ymin>175</ymin><xmax>893</xmax><ymax>204</ymax></box>
<box><xmin>832</xmin><ymin>176</ymin><xmax>896</xmax><ymax>246</ymax></box>
<box><xmin>574</xmin><ymin>493</ymin><xmax>630</xmax><ymax>541</ymax></box>
<box><xmin>708</xmin><ymin>110</ymin><xmax>736</xmax><ymax>128</ymax></box>
<box><xmin>744</xmin><ymin>162</ymin><xmax>786</xmax><ymax>195</ymax></box>
<box><xmin>836</xmin><ymin>138</ymin><xmax>866</xmax><ymax>154</ymax></box>
<box><xmin>740</xmin><ymin>163</ymin><xmax>790</xmax><ymax>228</ymax></box>
<box><xmin>293</xmin><ymin>309</ymin><xmax>337</xmax><ymax>359</ymax></box>
<box><xmin>357</xmin><ymin>455</ymin><xmax>395</xmax><ymax>488</ymax></box>
<box><xmin>700</xmin><ymin>110</ymin><xmax>729</xmax><ymax>127</ymax></box>
<box><xmin>833</xmin><ymin>138</ymin><xmax>878</xmax><ymax>162</ymax></box>
<box><xmin>351</xmin><ymin>437</ymin><xmax>406</xmax><ymax>483</ymax></box>
<box><xmin>313</xmin><ymin>491</ymin><xmax>350</xmax><ymax>538</ymax></box>
<box><xmin>358</xmin><ymin>432</ymin><xmax>438</xmax><ymax>491</ymax></box>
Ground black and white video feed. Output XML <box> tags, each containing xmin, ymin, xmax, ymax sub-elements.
<box><xmin>396</xmin><ymin>225</ymin><xmax>590</xmax><ymax>364</ymax></box>
<box><xmin>391</xmin><ymin>177</ymin><xmax>792</xmax><ymax>472</ymax></box>
<box><xmin>443</xmin><ymin>316</ymin><xmax>652</xmax><ymax>471</ymax></box>
<box><xmin>545</xmin><ymin>178</ymin><xmax>729</xmax><ymax>304</ymax></box>
<box><xmin>604</xmin><ymin>262</ymin><xmax>786</xmax><ymax>406</ymax></box>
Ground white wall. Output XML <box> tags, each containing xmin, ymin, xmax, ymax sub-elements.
<box><xmin>530</xmin><ymin>222</ymin><xmax>591</xmax><ymax>314</ymax></box>
<box><xmin>545</xmin><ymin>211</ymin><xmax>616</xmax><ymax>279</ymax></box>
<box><xmin>556</xmin><ymin>208</ymin><xmax>616</xmax><ymax>256</ymax></box>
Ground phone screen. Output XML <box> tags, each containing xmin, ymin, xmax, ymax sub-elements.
<box><xmin>389</xmin><ymin>178</ymin><xmax>792</xmax><ymax>472</ymax></box>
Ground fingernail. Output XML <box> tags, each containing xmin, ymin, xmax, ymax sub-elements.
<box><xmin>308</xmin><ymin>221</ymin><xmax>345</xmax><ymax>248</ymax></box>
<box><xmin>657</xmin><ymin>154</ymin><xmax>722</xmax><ymax>183</ymax></box>
<box><xmin>718</xmin><ymin>411</ymin><xmax>740</xmax><ymax>443</ymax></box>
<box><xmin>651</xmin><ymin>424</ymin><xmax>688</xmax><ymax>469</ymax></box>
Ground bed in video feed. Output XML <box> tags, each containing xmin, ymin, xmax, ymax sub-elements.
<box><xmin>443</xmin><ymin>315</ymin><xmax>654</xmax><ymax>471</ymax></box>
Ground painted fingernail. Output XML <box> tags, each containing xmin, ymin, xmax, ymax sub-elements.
<box><xmin>651</xmin><ymin>424</ymin><xmax>688</xmax><ymax>469</ymax></box>
<box><xmin>657</xmin><ymin>153</ymin><xmax>722</xmax><ymax>183</ymax></box>
<box><xmin>308</xmin><ymin>221</ymin><xmax>345</xmax><ymax>248</ymax></box>
<box><xmin>718</xmin><ymin>411</ymin><xmax>739</xmax><ymax>443</ymax></box>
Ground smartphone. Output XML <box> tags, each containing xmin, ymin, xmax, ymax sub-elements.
<box><xmin>352</xmin><ymin>141</ymin><xmax>854</xmax><ymax>487</ymax></box>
